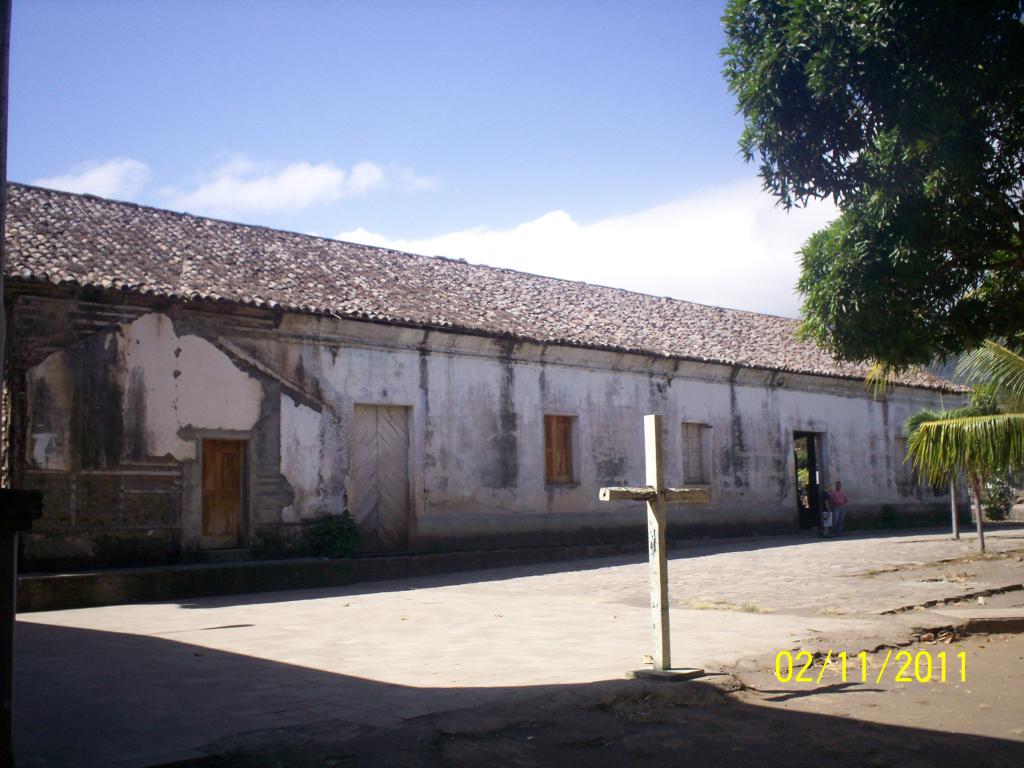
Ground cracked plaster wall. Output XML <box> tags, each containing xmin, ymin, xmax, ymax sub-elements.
<box><xmin>15</xmin><ymin>298</ymin><xmax>959</xmax><ymax>565</ymax></box>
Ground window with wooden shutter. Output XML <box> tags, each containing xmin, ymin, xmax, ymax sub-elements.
<box><xmin>544</xmin><ymin>414</ymin><xmax>574</xmax><ymax>484</ymax></box>
<box><xmin>681</xmin><ymin>422</ymin><xmax>707</xmax><ymax>484</ymax></box>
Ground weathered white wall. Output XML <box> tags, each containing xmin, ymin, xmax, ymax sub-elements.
<box><xmin>26</xmin><ymin>312</ymin><xmax>263</xmax><ymax>469</ymax></box>
<box><xmin>279</xmin><ymin>393</ymin><xmax>326</xmax><ymax>523</ymax></box>
<box><xmin>26</xmin><ymin>342</ymin><xmax>80</xmax><ymax>471</ymax></box>
<box><xmin>240</xmin><ymin>312</ymin><xmax>955</xmax><ymax>548</ymax></box>
<box><xmin>118</xmin><ymin>313</ymin><xmax>264</xmax><ymax>461</ymax></box>
<box><xmin>23</xmin><ymin>304</ymin><xmax>957</xmax><ymax>556</ymax></box>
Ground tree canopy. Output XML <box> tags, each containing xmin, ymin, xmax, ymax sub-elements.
<box><xmin>722</xmin><ymin>0</ymin><xmax>1024</xmax><ymax>367</ymax></box>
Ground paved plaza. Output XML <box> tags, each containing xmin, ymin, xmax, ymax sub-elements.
<box><xmin>16</xmin><ymin>528</ymin><xmax>1024</xmax><ymax>767</ymax></box>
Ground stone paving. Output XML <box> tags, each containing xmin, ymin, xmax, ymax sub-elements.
<box><xmin>16</xmin><ymin>528</ymin><xmax>1024</xmax><ymax>767</ymax></box>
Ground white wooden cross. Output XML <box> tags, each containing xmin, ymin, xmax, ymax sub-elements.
<box><xmin>599</xmin><ymin>414</ymin><xmax>709</xmax><ymax>680</ymax></box>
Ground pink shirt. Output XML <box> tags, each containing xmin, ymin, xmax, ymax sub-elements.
<box><xmin>827</xmin><ymin>489</ymin><xmax>848</xmax><ymax>507</ymax></box>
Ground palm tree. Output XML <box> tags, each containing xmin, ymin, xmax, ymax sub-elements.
<box><xmin>904</xmin><ymin>341</ymin><xmax>1024</xmax><ymax>553</ymax></box>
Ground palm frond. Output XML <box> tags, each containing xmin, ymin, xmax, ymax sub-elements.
<box><xmin>865</xmin><ymin>362</ymin><xmax>896</xmax><ymax>399</ymax></box>
<box><xmin>904</xmin><ymin>409</ymin><xmax>945</xmax><ymax>440</ymax></box>
<box><xmin>904</xmin><ymin>402</ymin><xmax>995</xmax><ymax>440</ymax></box>
<box><xmin>907</xmin><ymin>413</ymin><xmax>1024</xmax><ymax>486</ymax></box>
<box><xmin>957</xmin><ymin>341</ymin><xmax>1024</xmax><ymax>404</ymax></box>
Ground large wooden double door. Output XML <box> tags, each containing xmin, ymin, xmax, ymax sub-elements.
<box><xmin>350</xmin><ymin>405</ymin><xmax>411</xmax><ymax>552</ymax></box>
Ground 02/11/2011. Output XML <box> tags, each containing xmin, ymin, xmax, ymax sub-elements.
<box><xmin>774</xmin><ymin>649</ymin><xmax>967</xmax><ymax>685</ymax></box>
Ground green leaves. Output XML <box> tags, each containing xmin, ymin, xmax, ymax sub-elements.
<box><xmin>304</xmin><ymin>513</ymin><xmax>360</xmax><ymax>558</ymax></box>
<box><xmin>722</xmin><ymin>0</ymin><xmax>1024</xmax><ymax>366</ymax></box>
<box><xmin>907</xmin><ymin>414</ymin><xmax>1024</xmax><ymax>487</ymax></box>
<box><xmin>904</xmin><ymin>340</ymin><xmax>1024</xmax><ymax>486</ymax></box>
<box><xmin>957</xmin><ymin>340</ymin><xmax>1024</xmax><ymax>406</ymax></box>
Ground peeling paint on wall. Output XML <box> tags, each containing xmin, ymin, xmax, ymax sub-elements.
<box><xmin>280</xmin><ymin>393</ymin><xmax>324</xmax><ymax>522</ymax></box>
<box><xmin>124</xmin><ymin>366</ymin><xmax>148</xmax><ymax>461</ymax></box>
<box><xmin>724</xmin><ymin>370</ymin><xmax>748</xmax><ymax>489</ymax></box>
<box><xmin>28</xmin><ymin>375</ymin><xmax>64</xmax><ymax>470</ymax></box>
<box><xmin>593</xmin><ymin>426</ymin><xmax>628</xmax><ymax>485</ymax></box>
<box><xmin>14</xmin><ymin>296</ymin><xmax>960</xmax><ymax>566</ymax></box>
<box><xmin>418</xmin><ymin>333</ymin><xmax>437</xmax><ymax>470</ymax></box>
<box><xmin>484</xmin><ymin>340</ymin><xmax>519</xmax><ymax>489</ymax></box>
<box><xmin>26</xmin><ymin>312</ymin><xmax>264</xmax><ymax>469</ymax></box>
<box><xmin>67</xmin><ymin>331</ymin><xmax>124</xmax><ymax>470</ymax></box>
<box><xmin>118</xmin><ymin>314</ymin><xmax>263</xmax><ymax>460</ymax></box>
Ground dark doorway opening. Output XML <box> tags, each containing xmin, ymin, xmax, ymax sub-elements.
<box><xmin>793</xmin><ymin>432</ymin><xmax>822</xmax><ymax>530</ymax></box>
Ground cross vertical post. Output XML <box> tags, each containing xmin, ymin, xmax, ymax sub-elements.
<box><xmin>598</xmin><ymin>414</ymin><xmax>706</xmax><ymax>680</ymax></box>
<box><xmin>644</xmin><ymin>414</ymin><xmax>671</xmax><ymax>671</ymax></box>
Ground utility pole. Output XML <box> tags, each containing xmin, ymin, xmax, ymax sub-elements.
<box><xmin>0</xmin><ymin>0</ymin><xmax>8</xmax><ymax>373</ymax></box>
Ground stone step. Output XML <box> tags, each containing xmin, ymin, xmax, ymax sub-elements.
<box><xmin>16</xmin><ymin>541</ymin><xmax>647</xmax><ymax>612</ymax></box>
<box><xmin>180</xmin><ymin>548</ymin><xmax>254</xmax><ymax>564</ymax></box>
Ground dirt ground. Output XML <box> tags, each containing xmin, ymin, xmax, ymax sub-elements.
<box><xmin>20</xmin><ymin>529</ymin><xmax>1024</xmax><ymax>767</ymax></box>
<box><xmin>731</xmin><ymin>633</ymin><xmax>1024</xmax><ymax>742</ymax></box>
<box><xmin>185</xmin><ymin>632</ymin><xmax>1024</xmax><ymax>768</ymax></box>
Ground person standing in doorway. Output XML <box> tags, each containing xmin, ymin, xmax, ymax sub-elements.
<box><xmin>827</xmin><ymin>481</ymin><xmax>849</xmax><ymax>536</ymax></box>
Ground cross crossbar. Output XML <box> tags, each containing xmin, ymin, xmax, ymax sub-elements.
<box><xmin>599</xmin><ymin>486</ymin><xmax>710</xmax><ymax>503</ymax></box>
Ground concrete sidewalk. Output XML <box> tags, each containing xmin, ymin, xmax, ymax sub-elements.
<box><xmin>16</xmin><ymin>529</ymin><xmax>1024</xmax><ymax>767</ymax></box>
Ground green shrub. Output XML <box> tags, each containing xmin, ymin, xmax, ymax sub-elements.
<box><xmin>982</xmin><ymin>480</ymin><xmax>1013</xmax><ymax>521</ymax></box>
<box><xmin>304</xmin><ymin>513</ymin><xmax>360</xmax><ymax>558</ymax></box>
<box><xmin>879</xmin><ymin>504</ymin><xmax>900</xmax><ymax>529</ymax></box>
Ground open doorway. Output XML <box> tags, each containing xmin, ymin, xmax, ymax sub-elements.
<box><xmin>793</xmin><ymin>432</ymin><xmax>822</xmax><ymax>530</ymax></box>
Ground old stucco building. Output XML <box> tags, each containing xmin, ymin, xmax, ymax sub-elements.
<box><xmin>3</xmin><ymin>184</ymin><xmax>957</xmax><ymax>569</ymax></box>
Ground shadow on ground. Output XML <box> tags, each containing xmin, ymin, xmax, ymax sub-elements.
<box><xmin>17</xmin><ymin>620</ymin><xmax>1024</xmax><ymax>768</ymax></box>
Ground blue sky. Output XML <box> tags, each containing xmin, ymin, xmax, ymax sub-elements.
<box><xmin>10</xmin><ymin>0</ymin><xmax>834</xmax><ymax>316</ymax></box>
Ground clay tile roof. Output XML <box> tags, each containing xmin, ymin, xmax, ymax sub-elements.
<box><xmin>4</xmin><ymin>183</ymin><xmax>954</xmax><ymax>390</ymax></box>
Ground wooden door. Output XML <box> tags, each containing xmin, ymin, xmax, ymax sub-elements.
<box><xmin>351</xmin><ymin>405</ymin><xmax>410</xmax><ymax>551</ymax></box>
<box><xmin>202</xmin><ymin>439</ymin><xmax>244</xmax><ymax>549</ymax></box>
<box><xmin>544</xmin><ymin>414</ymin><xmax>574</xmax><ymax>483</ymax></box>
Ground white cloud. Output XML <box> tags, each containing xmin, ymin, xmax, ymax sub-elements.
<box><xmin>391</xmin><ymin>166</ymin><xmax>440</xmax><ymax>191</ymax></box>
<box><xmin>166</xmin><ymin>156</ymin><xmax>436</xmax><ymax>216</ymax></box>
<box><xmin>33</xmin><ymin>158</ymin><xmax>150</xmax><ymax>199</ymax></box>
<box><xmin>336</xmin><ymin>178</ymin><xmax>837</xmax><ymax>317</ymax></box>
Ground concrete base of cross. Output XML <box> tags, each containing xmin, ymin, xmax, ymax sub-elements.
<box><xmin>626</xmin><ymin>667</ymin><xmax>706</xmax><ymax>682</ymax></box>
